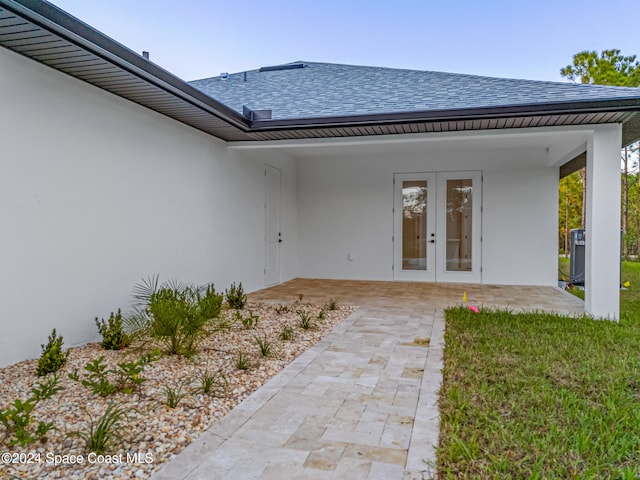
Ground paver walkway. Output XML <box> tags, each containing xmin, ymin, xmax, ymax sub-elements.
<box><xmin>151</xmin><ymin>280</ymin><xmax>584</xmax><ymax>480</ymax></box>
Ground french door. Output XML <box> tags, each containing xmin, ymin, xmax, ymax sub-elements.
<box><xmin>393</xmin><ymin>171</ymin><xmax>482</xmax><ymax>283</ymax></box>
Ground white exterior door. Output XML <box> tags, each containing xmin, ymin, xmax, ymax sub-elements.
<box><xmin>394</xmin><ymin>171</ymin><xmax>482</xmax><ymax>283</ymax></box>
<box><xmin>393</xmin><ymin>173</ymin><xmax>437</xmax><ymax>281</ymax></box>
<box><xmin>264</xmin><ymin>164</ymin><xmax>281</xmax><ymax>286</ymax></box>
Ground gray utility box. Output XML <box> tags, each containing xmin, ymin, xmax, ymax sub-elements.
<box><xmin>570</xmin><ymin>229</ymin><xmax>586</xmax><ymax>286</ymax></box>
<box><xmin>569</xmin><ymin>228</ymin><xmax>623</xmax><ymax>287</ymax></box>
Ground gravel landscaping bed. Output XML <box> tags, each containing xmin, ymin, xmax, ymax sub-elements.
<box><xmin>0</xmin><ymin>301</ymin><xmax>355</xmax><ymax>480</ymax></box>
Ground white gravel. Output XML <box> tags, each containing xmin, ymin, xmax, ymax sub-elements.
<box><xmin>0</xmin><ymin>302</ymin><xmax>355</xmax><ymax>480</ymax></box>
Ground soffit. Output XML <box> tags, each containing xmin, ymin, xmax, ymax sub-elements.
<box><xmin>0</xmin><ymin>0</ymin><xmax>253</xmax><ymax>141</ymax></box>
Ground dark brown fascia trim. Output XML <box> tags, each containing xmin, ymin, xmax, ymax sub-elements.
<box><xmin>250</xmin><ymin>98</ymin><xmax>640</xmax><ymax>131</ymax></box>
<box><xmin>2</xmin><ymin>0</ymin><xmax>252</xmax><ymax>131</ymax></box>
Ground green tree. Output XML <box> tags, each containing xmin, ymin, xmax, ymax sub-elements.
<box><xmin>560</xmin><ymin>49</ymin><xmax>640</xmax><ymax>86</ymax></box>
<box><xmin>558</xmin><ymin>171</ymin><xmax>584</xmax><ymax>254</ymax></box>
<box><xmin>560</xmin><ymin>49</ymin><xmax>640</xmax><ymax>257</ymax></box>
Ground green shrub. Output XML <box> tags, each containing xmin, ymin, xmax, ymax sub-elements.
<box><xmin>279</xmin><ymin>324</ymin><xmax>295</xmax><ymax>341</ymax></box>
<box><xmin>198</xmin><ymin>284</ymin><xmax>224</xmax><ymax>319</ymax></box>
<box><xmin>115</xmin><ymin>351</ymin><xmax>160</xmax><ymax>393</ymax></box>
<box><xmin>163</xmin><ymin>381</ymin><xmax>188</xmax><ymax>408</ymax></box>
<box><xmin>226</xmin><ymin>282</ymin><xmax>247</xmax><ymax>309</ymax></box>
<box><xmin>149</xmin><ymin>286</ymin><xmax>206</xmax><ymax>356</ymax></box>
<box><xmin>236</xmin><ymin>310</ymin><xmax>259</xmax><ymax>329</ymax></box>
<box><xmin>0</xmin><ymin>399</ymin><xmax>37</xmax><ymax>447</ymax></box>
<box><xmin>30</xmin><ymin>373</ymin><xmax>64</xmax><ymax>402</ymax></box>
<box><xmin>193</xmin><ymin>360</ymin><xmax>227</xmax><ymax>396</ymax></box>
<box><xmin>37</xmin><ymin>329</ymin><xmax>68</xmax><ymax>376</ymax></box>
<box><xmin>254</xmin><ymin>334</ymin><xmax>273</xmax><ymax>357</ymax></box>
<box><xmin>71</xmin><ymin>352</ymin><xmax>160</xmax><ymax>396</ymax></box>
<box><xmin>95</xmin><ymin>309</ymin><xmax>128</xmax><ymax>350</ymax></box>
<box><xmin>298</xmin><ymin>311</ymin><xmax>315</xmax><ymax>330</ymax></box>
<box><xmin>128</xmin><ymin>276</ymin><xmax>211</xmax><ymax>357</ymax></box>
<box><xmin>324</xmin><ymin>298</ymin><xmax>339</xmax><ymax>311</ymax></box>
<box><xmin>0</xmin><ymin>375</ymin><xmax>62</xmax><ymax>447</ymax></box>
<box><xmin>235</xmin><ymin>350</ymin><xmax>252</xmax><ymax>370</ymax></box>
<box><xmin>67</xmin><ymin>402</ymin><xmax>131</xmax><ymax>454</ymax></box>
<box><xmin>79</xmin><ymin>356</ymin><xmax>117</xmax><ymax>397</ymax></box>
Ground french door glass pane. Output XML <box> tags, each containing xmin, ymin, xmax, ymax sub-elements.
<box><xmin>402</xmin><ymin>180</ymin><xmax>427</xmax><ymax>270</ymax></box>
<box><xmin>446</xmin><ymin>179</ymin><xmax>473</xmax><ymax>272</ymax></box>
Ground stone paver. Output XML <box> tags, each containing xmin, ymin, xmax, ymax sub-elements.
<box><xmin>151</xmin><ymin>279</ymin><xmax>583</xmax><ymax>480</ymax></box>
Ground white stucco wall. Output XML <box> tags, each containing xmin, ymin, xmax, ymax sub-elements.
<box><xmin>0</xmin><ymin>47</ymin><xmax>297</xmax><ymax>366</ymax></box>
<box><xmin>296</xmin><ymin>144</ymin><xmax>558</xmax><ymax>286</ymax></box>
<box><xmin>481</xmin><ymin>167</ymin><xmax>558</xmax><ymax>285</ymax></box>
<box><xmin>0</xmin><ymin>44</ymin><xmax>574</xmax><ymax>367</ymax></box>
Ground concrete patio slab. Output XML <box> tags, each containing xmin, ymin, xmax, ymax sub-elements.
<box><xmin>150</xmin><ymin>279</ymin><xmax>584</xmax><ymax>480</ymax></box>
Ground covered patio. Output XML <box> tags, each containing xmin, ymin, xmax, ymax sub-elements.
<box><xmin>1</xmin><ymin>0</ymin><xmax>639</xmax><ymax>367</ymax></box>
<box><xmin>249</xmin><ymin>278</ymin><xmax>586</xmax><ymax>314</ymax></box>
<box><xmin>151</xmin><ymin>280</ymin><xmax>583</xmax><ymax>480</ymax></box>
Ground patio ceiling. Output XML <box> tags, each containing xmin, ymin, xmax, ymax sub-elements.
<box><xmin>230</xmin><ymin>127</ymin><xmax>594</xmax><ymax>177</ymax></box>
<box><xmin>1</xmin><ymin>0</ymin><xmax>640</xmax><ymax>145</ymax></box>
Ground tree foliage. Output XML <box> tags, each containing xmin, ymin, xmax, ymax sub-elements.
<box><xmin>560</xmin><ymin>49</ymin><xmax>640</xmax><ymax>86</ymax></box>
<box><xmin>558</xmin><ymin>171</ymin><xmax>584</xmax><ymax>254</ymax></box>
<box><xmin>558</xmin><ymin>49</ymin><xmax>640</xmax><ymax>257</ymax></box>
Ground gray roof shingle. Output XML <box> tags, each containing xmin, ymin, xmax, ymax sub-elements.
<box><xmin>188</xmin><ymin>61</ymin><xmax>640</xmax><ymax>121</ymax></box>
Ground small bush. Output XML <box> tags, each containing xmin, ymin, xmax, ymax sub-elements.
<box><xmin>0</xmin><ymin>375</ymin><xmax>62</xmax><ymax>447</ymax></box>
<box><xmin>163</xmin><ymin>381</ymin><xmax>188</xmax><ymax>408</ymax></box>
<box><xmin>236</xmin><ymin>310</ymin><xmax>259</xmax><ymax>329</ymax></box>
<box><xmin>128</xmin><ymin>277</ymin><xmax>211</xmax><ymax>357</ymax></box>
<box><xmin>37</xmin><ymin>329</ymin><xmax>68</xmax><ymax>377</ymax></box>
<box><xmin>279</xmin><ymin>324</ymin><xmax>295</xmax><ymax>341</ymax></box>
<box><xmin>71</xmin><ymin>352</ymin><xmax>159</xmax><ymax>397</ymax></box>
<box><xmin>198</xmin><ymin>284</ymin><xmax>224</xmax><ymax>319</ymax></box>
<box><xmin>226</xmin><ymin>282</ymin><xmax>247</xmax><ymax>309</ymax></box>
<box><xmin>235</xmin><ymin>350</ymin><xmax>252</xmax><ymax>370</ymax></box>
<box><xmin>254</xmin><ymin>334</ymin><xmax>273</xmax><ymax>357</ymax></box>
<box><xmin>79</xmin><ymin>357</ymin><xmax>117</xmax><ymax>397</ymax></box>
<box><xmin>0</xmin><ymin>399</ymin><xmax>38</xmax><ymax>447</ymax></box>
<box><xmin>298</xmin><ymin>311</ymin><xmax>315</xmax><ymax>330</ymax></box>
<box><xmin>193</xmin><ymin>360</ymin><xmax>227</xmax><ymax>396</ymax></box>
<box><xmin>115</xmin><ymin>351</ymin><xmax>160</xmax><ymax>393</ymax></box>
<box><xmin>67</xmin><ymin>402</ymin><xmax>131</xmax><ymax>454</ymax></box>
<box><xmin>95</xmin><ymin>309</ymin><xmax>128</xmax><ymax>350</ymax></box>
<box><xmin>324</xmin><ymin>298</ymin><xmax>339</xmax><ymax>311</ymax></box>
<box><xmin>30</xmin><ymin>373</ymin><xmax>64</xmax><ymax>402</ymax></box>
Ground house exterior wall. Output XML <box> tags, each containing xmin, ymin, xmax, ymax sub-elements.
<box><xmin>297</xmin><ymin>145</ymin><xmax>557</xmax><ymax>286</ymax></box>
<box><xmin>0</xmin><ymin>47</ymin><xmax>297</xmax><ymax>366</ymax></box>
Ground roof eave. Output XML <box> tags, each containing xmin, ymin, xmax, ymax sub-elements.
<box><xmin>2</xmin><ymin>0</ymin><xmax>251</xmax><ymax>131</ymax></box>
<box><xmin>3</xmin><ymin>1</ymin><xmax>640</xmax><ymax>143</ymax></box>
<box><xmin>249</xmin><ymin>98</ymin><xmax>640</xmax><ymax>131</ymax></box>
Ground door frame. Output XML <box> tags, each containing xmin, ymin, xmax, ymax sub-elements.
<box><xmin>264</xmin><ymin>164</ymin><xmax>282</xmax><ymax>287</ymax></box>
<box><xmin>393</xmin><ymin>170</ymin><xmax>482</xmax><ymax>283</ymax></box>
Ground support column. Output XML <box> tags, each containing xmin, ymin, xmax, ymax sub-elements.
<box><xmin>585</xmin><ymin>124</ymin><xmax>622</xmax><ymax>319</ymax></box>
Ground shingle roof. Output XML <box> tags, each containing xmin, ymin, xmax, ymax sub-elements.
<box><xmin>2</xmin><ymin>0</ymin><xmax>639</xmax><ymax>143</ymax></box>
<box><xmin>189</xmin><ymin>61</ymin><xmax>640</xmax><ymax>121</ymax></box>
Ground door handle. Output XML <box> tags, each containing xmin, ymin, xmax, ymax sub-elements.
<box><xmin>278</xmin><ymin>239</ymin><xmax>282</xmax><ymax>243</ymax></box>
<box><xmin>428</xmin><ymin>239</ymin><xmax>435</xmax><ymax>243</ymax></box>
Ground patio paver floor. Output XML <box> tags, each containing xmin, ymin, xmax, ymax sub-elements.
<box><xmin>150</xmin><ymin>279</ymin><xmax>584</xmax><ymax>480</ymax></box>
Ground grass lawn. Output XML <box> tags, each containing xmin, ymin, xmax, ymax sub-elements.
<box><xmin>438</xmin><ymin>261</ymin><xmax>640</xmax><ymax>478</ymax></box>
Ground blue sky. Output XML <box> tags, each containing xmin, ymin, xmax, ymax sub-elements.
<box><xmin>50</xmin><ymin>0</ymin><xmax>639</xmax><ymax>83</ymax></box>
